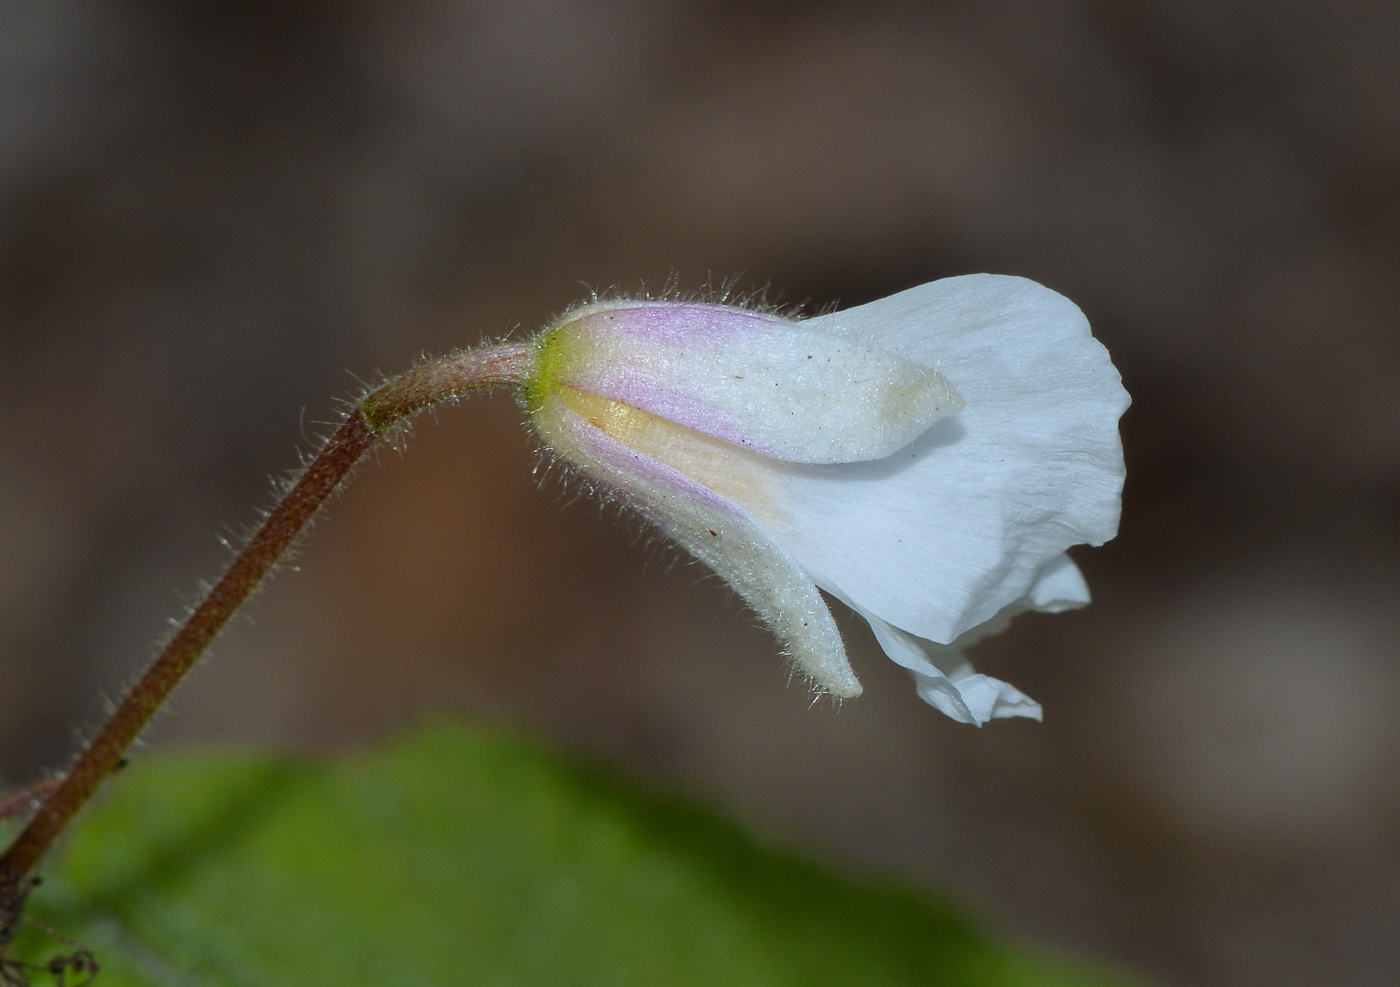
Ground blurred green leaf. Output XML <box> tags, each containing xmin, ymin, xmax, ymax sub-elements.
<box><xmin>12</xmin><ymin>722</ymin><xmax>1128</xmax><ymax>986</ymax></box>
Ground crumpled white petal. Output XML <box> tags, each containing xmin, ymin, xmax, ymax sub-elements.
<box><xmin>840</xmin><ymin>553</ymin><xmax>1089</xmax><ymax>724</ymax></box>
<box><xmin>777</xmin><ymin>275</ymin><xmax>1128</xmax><ymax>645</ymax></box>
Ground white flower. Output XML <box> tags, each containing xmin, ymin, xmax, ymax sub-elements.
<box><xmin>524</xmin><ymin>275</ymin><xmax>1128</xmax><ymax>724</ymax></box>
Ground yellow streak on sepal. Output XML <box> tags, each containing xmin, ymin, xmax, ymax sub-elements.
<box><xmin>554</xmin><ymin>387</ymin><xmax>786</xmax><ymax>526</ymax></box>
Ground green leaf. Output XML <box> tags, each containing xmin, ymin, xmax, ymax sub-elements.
<box><xmin>11</xmin><ymin>722</ymin><xmax>1129</xmax><ymax>986</ymax></box>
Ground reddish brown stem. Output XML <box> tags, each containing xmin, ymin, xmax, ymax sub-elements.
<box><xmin>2</xmin><ymin>414</ymin><xmax>376</xmax><ymax>880</ymax></box>
<box><xmin>1</xmin><ymin>342</ymin><xmax>532</xmax><ymax>891</ymax></box>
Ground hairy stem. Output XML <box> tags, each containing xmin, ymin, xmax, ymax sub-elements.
<box><xmin>1</xmin><ymin>342</ymin><xmax>533</xmax><ymax>889</ymax></box>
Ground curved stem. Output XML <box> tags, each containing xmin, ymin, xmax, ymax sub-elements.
<box><xmin>1</xmin><ymin>342</ymin><xmax>533</xmax><ymax>890</ymax></box>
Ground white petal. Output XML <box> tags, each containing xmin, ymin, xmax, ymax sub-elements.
<box><xmin>532</xmin><ymin>390</ymin><xmax>862</xmax><ymax>698</ymax></box>
<box><xmin>861</xmin><ymin>610</ymin><xmax>1042</xmax><ymax>725</ymax></box>
<box><xmin>821</xmin><ymin>548</ymin><xmax>1075</xmax><ymax>721</ymax></box>
<box><xmin>543</xmin><ymin>301</ymin><xmax>962</xmax><ymax>464</ymax></box>
<box><xmin>933</xmin><ymin>672</ymin><xmax>1042</xmax><ymax>724</ymax></box>
<box><xmin>775</xmin><ymin>275</ymin><xmax>1129</xmax><ymax>644</ymax></box>
<box><xmin>1025</xmin><ymin>551</ymin><xmax>1091</xmax><ymax>613</ymax></box>
<box><xmin>950</xmin><ymin>552</ymin><xmax>1091</xmax><ymax>649</ymax></box>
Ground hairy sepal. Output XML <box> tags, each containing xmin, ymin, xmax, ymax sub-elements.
<box><xmin>531</xmin><ymin>390</ymin><xmax>862</xmax><ymax>699</ymax></box>
<box><xmin>538</xmin><ymin>301</ymin><xmax>961</xmax><ymax>465</ymax></box>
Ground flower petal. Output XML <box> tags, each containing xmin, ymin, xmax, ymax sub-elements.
<box><xmin>1024</xmin><ymin>551</ymin><xmax>1092</xmax><ymax>612</ymax></box>
<box><xmin>772</xmin><ymin>275</ymin><xmax>1128</xmax><ymax>644</ymax></box>
<box><xmin>532</xmin><ymin>389</ymin><xmax>862</xmax><ymax>698</ymax></box>
<box><xmin>820</xmin><ymin>557</ymin><xmax>1073</xmax><ymax>723</ymax></box>
<box><xmin>949</xmin><ymin>552</ymin><xmax>1091</xmax><ymax>648</ymax></box>
<box><xmin>541</xmin><ymin>301</ymin><xmax>962</xmax><ymax>464</ymax></box>
<box><xmin>861</xmin><ymin>612</ymin><xmax>1042</xmax><ymax>725</ymax></box>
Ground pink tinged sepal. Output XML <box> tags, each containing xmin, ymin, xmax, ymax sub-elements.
<box><xmin>531</xmin><ymin>390</ymin><xmax>863</xmax><ymax>699</ymax></box>
<box><xmin>540</xmin><ymin>301</ymin><xmax>962</xmax><ymax>464</ymax></box>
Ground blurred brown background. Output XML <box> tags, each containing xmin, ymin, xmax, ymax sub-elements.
<box><xmin>2</xmin><ymin>1</ymin><xmax>1398</xmax><ymax>984</ymax></box>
